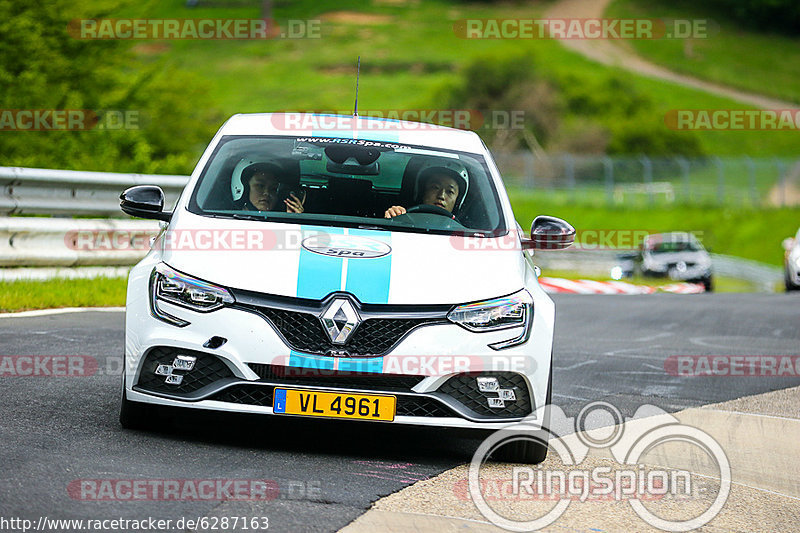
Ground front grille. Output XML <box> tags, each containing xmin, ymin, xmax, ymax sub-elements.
<box><xmin>438</xmin><ymin>373</ymin><xmax>532</xmax><ymax>418</ymax></box>
<box><xmin>213</xmin><ymin>384</ymin><xmax>273</xmax><ymax>406</ymax></box>
<box><xmin>396</xmin><ymin>397</ymin><xmax>454</xmax><ymax>418</ymax></box>
<box><xmin>211</xmin><ymin>384</ymin><xmax>457</xmax><ymax>418</ymax></box>
<box><xmin>135</xmin><ymin>347</ymin><xmax>234</xmax><ymax>395</ymax></box>
<box><xmin>246</xmin><ymin>305</ymin><xmax>443</xmax><ymax>357</ymax></box>
<box><xmin>248</xmin><ymin>363</ymin><xmax>424</xmax><ymax>391</ymax></box>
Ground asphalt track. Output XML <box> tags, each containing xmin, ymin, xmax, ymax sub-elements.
<box><xmin>0</xmin><ymin>294</ymin><xmax>798</xmax><ymax>532</ymax></box>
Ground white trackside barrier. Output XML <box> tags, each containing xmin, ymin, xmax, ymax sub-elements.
<box><xmin>539</xmin><ymin>277</ymin><xmax>705</xmax><ymax>295</ymax></box>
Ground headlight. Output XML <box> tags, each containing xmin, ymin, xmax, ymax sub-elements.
<box><xmin>150</xmin><ymin>263</ymin><xmax>234</xmax><ymax>326</ymax></box>
<box><xmin>448</xmin><ymin>290</ymin><xmax>533</xmax><ymax>350</ymax></box>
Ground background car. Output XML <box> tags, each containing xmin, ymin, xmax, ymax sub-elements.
<box><xmin>783</xmin><ymin>228</ymin><xmax>800</xmax><ymax>292</ymax></box>
<box><xmin>633</xmin><ymin>232</ymin><xmax>713</xmax><ymax>291</ymax></box>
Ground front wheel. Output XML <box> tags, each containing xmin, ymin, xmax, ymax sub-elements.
<box><xmin>119</xmin><ymin>376</ymin><xmax>151</xmax><ymax>429</ymax></box>
<box><xmin>703</xmin><ymin>276</ymin><xmax>714</xmax><ymax>292</ymax></box>
<box><xmin>489</xmin><ymin>433</ymin><xmax>549</xmax><ymax>464</ymax></box>
<box><xmin>489</xmin><ymin>362</ymin><xmax>552</xmax><ymax>464</ymax></box>
<box><xmin>786</xmin><ymin>271</ymin><xmax>799</xmax><ymax>292</ymax></box>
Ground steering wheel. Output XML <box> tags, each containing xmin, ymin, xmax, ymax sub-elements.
<box><xmin>405</xmin><ymin>204</ymin><xmax>455</xmax><ymax>219</ymax></box>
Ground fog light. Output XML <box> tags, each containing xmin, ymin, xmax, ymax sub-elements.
<box><xmin>155</xmin><ymin>365</ymin><xmax>172</xmax><ymax>376</ymax></box>
<box><xmin>172</xmin><ymin>355</ymin><xmax>196</xmax><ymax>371</ymax></box>
<box><xmin>477</xmin><ymin>377</ymin><xmax>499</xmax><ymax>392</ymax></box>
<box><xmin>487</xmin><ymin>397</ymin><xmax>505</xmax><ymax>408</ymax></box>
<box><xmin>499</xmin><ymin>389</ymin><xmax>516</xmax><ymax>401</ymax></box>
<box><xmin>165</xmin><ymin>374</ymin><xmax>183</xmax><ymax>385</ymax></box>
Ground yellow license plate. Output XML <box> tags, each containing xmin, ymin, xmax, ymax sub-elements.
<box><xmin>272</xmin><ymin>388</ymin><xmax>396</xmax><ymax>421</ymax></box>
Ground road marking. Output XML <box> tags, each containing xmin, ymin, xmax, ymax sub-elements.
<box><xmin>0</xmin><ymin>307</ymin><xmax>125</xmax><ymax>318</ymax></box>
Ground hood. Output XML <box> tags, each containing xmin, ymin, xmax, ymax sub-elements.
<box><xmin>158</xmin><ymin>213</ymin><xmax>525</xmax><ymax>305</ymax></box>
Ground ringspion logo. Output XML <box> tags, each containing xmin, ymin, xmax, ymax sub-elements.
<box><xmin>470</xmin><ymin>402</ymin><xmax>730</xmax><ymax>531</ymax></box>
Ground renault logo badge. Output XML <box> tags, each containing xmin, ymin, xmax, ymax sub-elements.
<box><xmin>320</xmin><ymin>298</ymin><xmax>360</xmax><ymax>345</ymax></box>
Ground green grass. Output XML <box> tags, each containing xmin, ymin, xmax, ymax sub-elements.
<box><xmin>508</xmin><ymin>189</ymin><xmax>800</xmax><ymax>266</ymax></box>
<box><xmin>607</xmin><ymin>0</ymin><xmax>800</xmax><ymax>105</ymax></box>
<box><xmin>103</xmin><ymin>0</ymin><xmax>800</xmax><ymax>158</ymax></box>
<box><xmin>0</xmin><ymin>277</ymin><xmax>127</xmax><ymax>312</ymax></box>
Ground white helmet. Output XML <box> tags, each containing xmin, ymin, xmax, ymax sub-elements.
<box><xmin>415</xmin><ymin>159</ymin><xmax>470</xmax><ymax>211</ymax></box>
<box><xmin>231</xmin><ymin>158</ymin><xmax>258</xmax><ymax>202</ymax></box>
<box><xmin>230</xmin><ymin>158</ymin><xmax>286</xmax><ymax>202</ymax></box>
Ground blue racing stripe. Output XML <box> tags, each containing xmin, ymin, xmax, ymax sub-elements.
<box><xmin>336</xmin><ymin>357</ymin><xmax>384</xmax><ymax>374</ymax></box>
<box><xmin>288</xmin><ymin>350</ymin><xmax>335</xmax><ymax>371</ymax></box>
<box><xmin>344</xmin><ymin>229</ymin><xmax>392</xmax><ymax>304</ymax></box>
<box><xmin>296</xmin><ymin>226</ymin><xmax>344</xmax><ymax>300</ymax></box>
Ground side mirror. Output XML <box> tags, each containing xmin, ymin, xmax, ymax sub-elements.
<box><xmin>783</xmin><ymin>237</ymin><xmax>796</xmax><ymax>252</ymax></box>
<box><xmin>522</xmin><ymin>215</ymin><xmax>575</xmax><ymax>250</ymax></box>
<box><xmin>120</xmin><ymin>185</ymin><xmax>171</xmax><ymax>221</ymax></box>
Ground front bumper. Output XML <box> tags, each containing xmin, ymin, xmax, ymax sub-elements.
<box><xmin>124</xmin><ymin>259</ymin><xmax>554</xmax><ymax>430</ymax></box>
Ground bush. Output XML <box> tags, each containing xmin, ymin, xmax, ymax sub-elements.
<box><xmin>437</xmin><ymin>53</ymin><xmax>705</xmax><ymax>156</ymax></box>
<box><xmin>706</xmin><ymin>0</ymin><xmax>800</xmax><ymax>35</ymax></box>
<box><xmin>0</xmin><ymin>0</ymin><xmax>221</xmax><ymax>174</ymax></box>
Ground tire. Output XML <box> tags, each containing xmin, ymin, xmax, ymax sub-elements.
<box><xmin>489</xmin><ymin>361</ymin><xmax>552</xmax><ymax>464</ymax></box>
<box><xmin>119</xmin><ymin>375</ymin><xmax>151</xmax><ymax>429</ymax></box>
<box><xmin>703</xmin><ymin>276</ymin><xmax>713</xmax><ymax>292</ymax></box>
<box><xmin>786</xmin><ymin>270</ymin><xmax>799</xmax><ymax>292</ymax></box>
<box><xmin>489</xmin><ymin>433</ymin><xmax>549</xmax><ymax>464</ymax></box>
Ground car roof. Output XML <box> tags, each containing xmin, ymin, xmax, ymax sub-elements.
<box><xmin>217</xmin><ymin>113</ymin><xmax>487</xmax><ymax>154</ymax></box>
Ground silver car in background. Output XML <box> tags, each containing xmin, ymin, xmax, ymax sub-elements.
<box><xmin>636</xmin><ymin>232</ymin><xmax>713</xmax><ymax>291</ymax></box>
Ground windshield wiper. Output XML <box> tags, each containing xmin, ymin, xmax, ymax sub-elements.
<box><xmin>230</xmin><ymin>213</ymin><xmax>270</xmax><ymax>222</ymax></box>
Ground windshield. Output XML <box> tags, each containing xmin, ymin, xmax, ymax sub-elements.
<box><xmin>646</xmin><ymin>237</ymin><xmax>702</xmax><ymax>253</ymax></box>
<box><xmin>187</xmin><ymin>135</ymin><xmax>506</xmax><ymax>236</ymax></box>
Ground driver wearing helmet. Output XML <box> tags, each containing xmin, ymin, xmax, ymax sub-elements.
<box><xmin>384</xmin><ymin>161</ymin><xmax>469</xmax><ymax>219</ymax></box>
<box><xmin>239</xmin><ymin>162</ymin><xmax>305</xmax><ymax>213</ymax></box>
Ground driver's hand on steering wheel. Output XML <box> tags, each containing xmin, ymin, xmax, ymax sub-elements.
<box><xmin>384</xmin><ymin>206</ymin><xmax>406</xmax><ymax>218</ymax></box>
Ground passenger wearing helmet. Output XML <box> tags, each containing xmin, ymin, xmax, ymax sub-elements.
<box><xmin>384</xmin><ymin>161</ymin><xmax>469</xmax><ymax>219</ymax></box>
<box><xmin>239</xmin><ymin>162</ymin><xmax>305</xmax><ymax>213</ymax></box>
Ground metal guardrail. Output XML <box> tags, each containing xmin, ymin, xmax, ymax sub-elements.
<box><xmin>0</xmin><ymin>217</ymin><xmax>159</xmax><ymax>267</ymax></box>
<box><xmin>0</xmin><ymin>166</ymin><xmax>189</xmax><ymax>216</ymax></box>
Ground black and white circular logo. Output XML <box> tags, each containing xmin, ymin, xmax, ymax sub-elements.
<box><xmin>301</xmin><ymin>234</ymin><xmax>391</xmax><ymax>259</ymax></box>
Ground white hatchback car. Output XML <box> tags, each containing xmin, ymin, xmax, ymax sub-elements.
<box><xmin>119</xmin><ymin>113</ymin><xmax>574</xmax><ymax>463</ymax></box>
